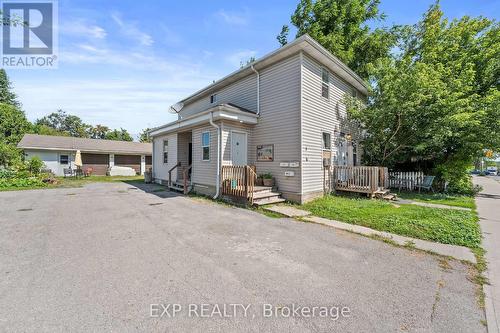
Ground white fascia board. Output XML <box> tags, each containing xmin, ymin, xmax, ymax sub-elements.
<box><xmin>150</xmin><ymin>108</ymin><xmax>257</xmax><ymax>137</ymax></box>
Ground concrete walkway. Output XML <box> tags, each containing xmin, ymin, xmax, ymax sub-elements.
<box><xmin>303</xmin><ymin>216</ymin><xmax>477</xmax><ymax>263</ymax></box>
<box><xmin>474</xmin><ymin>176</ymin><xmax>500</xmax><ymax>333</ymax></box>
<box><xmin>396</xmin><ymin>199</ymin><xmax>472</xmax><ymax>211</ymax></box>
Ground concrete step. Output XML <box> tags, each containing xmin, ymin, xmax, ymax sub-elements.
<box><xmin>253</xmin><ymin>196</ymin><xmax>286</xmax><ymax>206</ymax></box>
<box><xmin>253</xmin><ymin>191</ymin><xmax>281</xmax><ymax>200</ymax></box>
<box><xmin>169</xmin><ymin>185</ymin><xmax>184</xmax><ymax>192</ymax></box>
<box><xmin>253</xmin><ymin>186</ymin><xmax>273</xmax><ymax>193</ymax></box>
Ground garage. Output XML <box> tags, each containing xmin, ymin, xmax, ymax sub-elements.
<box><xmin>115</xmin><ymin>155</ymin><xmax>141</xmax><ymax>174</ymax></box>
<box><xmin>82</xmin><ymin>153</ymin><xmax>109</xmax><ymax>175</ymax></box>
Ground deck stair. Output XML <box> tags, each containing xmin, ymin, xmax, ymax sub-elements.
<box><xmin>169</xmin><ymin>179</ymin><xmax>191</xmax><ymax>193</ymax></box>
<box><xmin>373</xmin><ymin>189</ymin><xmax>397</xmax><ymax>201</ymax></box>
<box><xmin>252</xmin><ymin>186</ymin><xmax>285</xmax><ymax>206</ymax></box>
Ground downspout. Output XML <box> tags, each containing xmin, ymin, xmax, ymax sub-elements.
<box><xmin>251</xmin><ymin>64</ymin><xmax>260</xmax><ymax>115</ymax></box>
<box><xmin>209</xmin><ymin>111</ymin><xmax>221</xmax><ymax>199</ymax></box>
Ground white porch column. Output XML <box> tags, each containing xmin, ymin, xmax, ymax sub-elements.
<box><xmin>109</xmin><ymin>154</ymin><xmax>114</xmax><ymax>167</ymax></box>
<box><xmin>140</xmin><ymin>155</ymin><xmax>146</xmax><ymax>175</ymax></box>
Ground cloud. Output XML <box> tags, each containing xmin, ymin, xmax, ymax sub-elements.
<box><xmin>111</xmin><ymin>12</ymin><xmax>153</xmax><ymax>46</ymax></box>
<box><xmin>15</xmin><ymin>75</ymin><xmax>217</xmax><ymax>134</ymax></box>
<box><xmin>216</xmin><ymin>9</ymin><xmax>249</xmax><ymax>26</ymax></box>
<box><xmin>225</xmin><ymin>49</ymin><xmax>257</xmax><ymax>68</ymax></box>
<box><xmin>60</xmin><ymin>20</ymin><xmax>107</xmax><ymax>39</ymax></box>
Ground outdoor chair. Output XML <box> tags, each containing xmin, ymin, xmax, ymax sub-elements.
<box><xmin>63</xmin><ymin>168</ymin><xmax>74</xmax><ymax>178</ymax></box>
<box><xmin>417</xmin><ymin>175</ymin><xmax>435</xmax><ymax>193</ymax></box>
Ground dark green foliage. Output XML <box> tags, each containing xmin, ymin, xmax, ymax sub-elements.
<box><xmin>104</xmin><ymin>128</ymin><xmax>133</xmax><ymax>141</ymax></box>
<box><xmin>0</xmin><ymin>103</ymin><xmax>32</xmax><ymax>145</ymax></box>
<box><xmin>139</xmin><ymin>128</ymin><xmax>152</xmax><ymax>143</ymax></box>
<box><xmin>0</xmin><ymin>69</ymin><xmax>20</xmax><ymax>107</ymax></box>
<box><xmin>345</xmin><ymin>4</ymin><xmax>499</xmax><ymax>193</ymax></box>
<box><xmin>286</xmin><ymin>0</ymin><xmax>397</xmax><ymax>78</ymax></box>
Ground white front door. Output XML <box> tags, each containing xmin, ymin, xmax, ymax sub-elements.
<box><xmin>231</xmin><ymin>131</ymin><xmax>247</xmax><ymax>166</ymax></box>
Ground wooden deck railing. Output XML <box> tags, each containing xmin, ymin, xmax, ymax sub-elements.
<box><xmin>221</xmin><ymin>165</ymin><xmax>257</xmax><ymax>205</ymax></box>
<box><xmin>331</xmin><ymin>166</ymin><xmax>388</xmax><ymax>195</ymax></box>
<box><xmin>168</xmin><ymin>162</ymin><xmax>181</xmax><ymax>186</ymax></box>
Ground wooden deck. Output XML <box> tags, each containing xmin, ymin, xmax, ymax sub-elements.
<box><xmin>330</xmin><ymin>166</ymin><xmax>389</xmax><ymax>196</ymax></box>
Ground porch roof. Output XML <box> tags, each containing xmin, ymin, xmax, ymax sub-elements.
<box><xmin>149</xmin><ymin>103</ymin><xmax>258</xmax><ymax>137</ymax></box>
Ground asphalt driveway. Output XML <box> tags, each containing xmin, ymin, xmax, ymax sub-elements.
<box><xmin>0</xmin><ymin>182</ymin><xmax>485</xmax><ymax>332</ymax></box>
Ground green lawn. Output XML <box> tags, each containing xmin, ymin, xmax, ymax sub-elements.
<box><xmin>302</xmin><ymin>195</ymin><xmax>481</xmax><ymax>248</ymax></box>
<box><xmin>397</xmin><ymin>192</ymin><xmax>476</xmax><ymax>209</ymax></box>
<box><xmin>0</xmin><ymin>175</ymin><xmax>144</xmax><ymax>191</ymax></box>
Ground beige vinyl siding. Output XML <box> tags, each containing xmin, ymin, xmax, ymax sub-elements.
<box><xmin>301</xmin><ymin>53</ymin><xmax>363</xmax><ymax>194</ymax></box>
<box><xmin>179</xmin><ymin>74</ymin><xmax>258</xmax><ymax>119</ymax></box>
<box><xmin>152</xmin><ymin>133</ymin><xmax>177</xmax><ymax>182</ymax></box>
<box><xmin>250</xmin><ymin>54</ymin><xmax>302</xmax><ymax>195</ymax></box>
<box><xmin>192</xmin><ymin>125</ymin><xmax>217</xmax><ymax>186</ymax></box>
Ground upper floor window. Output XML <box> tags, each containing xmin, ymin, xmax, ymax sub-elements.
<box><xmin>321</xmin><ymin>68</ymin><xmax>329</xmax><ymax>99</ymax></box>
<box><xmin>351</xmin><ymin>88</ymin><xmax>357</xmax><ymax>98</ymax></box>
<box><xmin>202</xmin><ymin>132</ymin><xmax>210</xmax><ymax>161</ymax></box>
<box><xmin>163</xmin><ymin>140</ymin><xmax>168</xmax><ymax>163</ymax></box>
<box><xmin>210</xmin><ymin>94</ymin><xmax>217</xmax><ymax>104</ymax></box>
<box><xmin>322</xmin><ymin>132</ymin><xmax>331</xmax><ymax>150</ymax></box>
<box><xmin>60</xmin><ymin>154</ymin><xmax>69</xmax><ymax>165</ymax></box>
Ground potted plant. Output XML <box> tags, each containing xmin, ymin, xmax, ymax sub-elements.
<box><xmin>261</xmin><ymin>173</ymin><xmax>274</xmax><ymax>187</ymax></box>
<box><xmin>256</xmin><ymin>174</ymin><xmax>264</xmax><ymax>186</ymax></box>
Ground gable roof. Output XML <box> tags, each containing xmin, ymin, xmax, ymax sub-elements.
<box><xmin>17</xmin><ymin>134</ymin><xmax>152</xmax><ymax>155</ymax></box>
<box><xmin>177</xmin><ymin>34</ymin><xmax>369</xmax><ymax>107</ymax></box>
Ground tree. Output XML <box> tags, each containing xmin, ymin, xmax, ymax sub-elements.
<box><xmin>88</xmin><ymin>124</ymin><xmax>110</xmax><ymax>139</ymax></box>
<box><xmin>36</xmin><ymin>109</ymin><xmax>90</xmax><ymax>137</ymax></box>
<box><xmin>0</xmin><ymin>69</ymin><xmax>20</xmax><ymax>107</ymax></box>
<box><xmin>346</xmin><ymin>3</ymin><xmax>500</xmax><ymax>193</ymax></box>
<box><xmin>139</xmin><ymin>128</ymin><xmax>152</xmax><ymax>143</ymax></box>
<box><xmin>282</xmin><ymin>0</ymin><xmax>397</xmax><ymax>78</ymax></box>
<box><xmin>277</xmin><ymin>25</ymin><xmax>289</xmax><ymax>46</ymax></box>
<box><xmin>104</xmin><ymin>128</ymin><xmax>133</xmax><ymax>142</ymax></box>
<box><xmin>0</xmin><ymin>103</ymin><xmax>31</xmax><ymax>145</ymax></box>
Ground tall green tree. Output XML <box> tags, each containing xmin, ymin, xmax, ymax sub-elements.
<box><xmin>0</xmin><ymin>69</ymin><xmax>20</xmax><ymax>107</ymax></box>
<box><xmin>0</xmin><ymin>103</ymin><xmax>32</xmax><ymax>145</ymax></box>
<box><xmin>88</xmin><ymin>124</ymin><xmax>110</xmax><ymax>139</ymax></box>
<box><xmin>139</xmin><ymin>128</ymin><xmax>152</xmax><ymax>143</ymax></box>
<box><xmin>36</xmin><ymin>109</ymin><xmax>90</xmax><ymax>137</ymax></box>
<box><xmin>104</xmin><ymin>128</ymin><xmax>133</xmax><ymax>142</ymax></box>
<box><xmin>281</xmin><ymin>0</ymin><xmax>397</xmax><ymax>78</ymax></box>
<box><xmin>346</xmin><ymin>3</ymin><xmax>500</xmax><ymax>192</ymax></box>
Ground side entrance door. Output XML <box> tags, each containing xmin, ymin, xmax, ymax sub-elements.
<box><xmin>231</xmin><ymin>131</ymin><xmax>247</xmax><ymax>166</ymax></box>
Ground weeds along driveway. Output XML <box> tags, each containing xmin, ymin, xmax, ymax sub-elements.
<box><xmin>0</xmin><ymin>182</ymin><xmax>485</xmax><ymax>332</ymax></box>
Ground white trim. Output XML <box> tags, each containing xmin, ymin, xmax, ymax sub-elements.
<box><xmin>201</xmin><ymin>131</ymin><xmax>211</xmax><ymax>161</ymax></box>
<box><xmin>150</xmin><ymin>105</ymin><xmax>258</xmax><ymax>137</ymax></box>
<box><xmin>299</xmin><ymin>51</ymin><xmax>304</xmax><ymax>197</ymax></box>
<box><xmin>230</xmin><ymin>130</ymin><xmax>248</xmax><ymax>166</ymax></box>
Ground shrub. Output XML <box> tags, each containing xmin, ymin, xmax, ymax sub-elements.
<box><xmin>27</xmin><ymin>156</ymin><xmax>44</xmax><ymax>175</ymax></box>
<box><xmin>260</xmin><ymin>173</ymin><xmax>273</xmax><ymax>179</ymax></box>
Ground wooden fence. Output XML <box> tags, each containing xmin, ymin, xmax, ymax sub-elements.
<box><xmin>331</xmin><ymin>166</ymin><xmax>388</xmax><ymax>195</ymax></box>
<box><xmin>221</xmin><ymin>165</ymin><xmax>257</xmax><ymax>204</ymax></box>
<box><xmin>388</xmin><ymin>171</ymin><xmax>424</xmax><ymax>191</ymax></box>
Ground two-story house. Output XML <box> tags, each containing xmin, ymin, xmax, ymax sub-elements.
<box><xmin>149</xmin><ymin>34</ymin><xmax>368</xmax><ymax>204</ymax></box>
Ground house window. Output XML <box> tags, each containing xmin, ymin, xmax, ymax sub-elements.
<box><xmin>322</xmin><ymin>132</ymin><xmax>331</xmax><ymax>150</ymax></box>
<box><xmin>163</xmin><ymin>140</ymin><xmax>168</xmax><ymax>163</ymax></box>
<box><xmin>321</xmin><ymin>68</ymin><xmax>329</xmax><ymax>99</ymax></box>
<box><xmin>351</xmin><ymin>88</ymin><xmax>357</xmax><ymax>98</ymax></box>
<box><xmin>210</xmin><ymin>94</ymin><xmax>217</xmax><ymax>104</ymax></box>
<box><xmin>202</xmin><ymin>132</ymin><xmax>210</xmax><ymax>161</ymax></box>
<box><xmin>60</xmin><ymin>155</ymin><xmax>69</xmax><ymax>165</ymax></box>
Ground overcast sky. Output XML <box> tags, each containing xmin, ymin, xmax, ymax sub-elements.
<box><xmin>6</xmin><ymin>0</ymin><xmax>500</xmax><ymax>139</ymax></box>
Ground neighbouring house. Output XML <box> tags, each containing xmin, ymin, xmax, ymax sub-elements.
<box><xmin>149</xmin><ymin>34</ymin><xmax>368</xmax><ymax>204</ymax></box>
<box><xmin>17</xmin><ymin>134</ymin><xmax>152</xmax><ymax>176</ymax></box>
